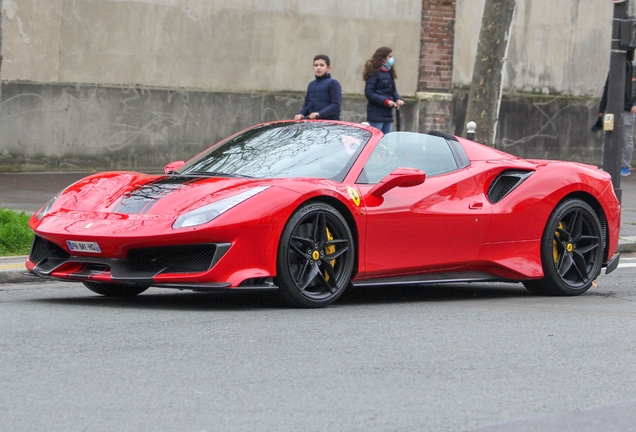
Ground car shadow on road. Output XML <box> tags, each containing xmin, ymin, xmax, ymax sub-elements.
<box><xmin>32</xmin><ymin>282</ymin><xmax>532</xmax><ymax>311</ymax></box>
<box><xmin>33</xmin><ymin>289</ymin><xmax>285</xmax><ymax>311</ymax></box>
<box><xmin>339</xmin><ymin>282</ymin><xmax>532</xmax><ymax>306</ymax></box>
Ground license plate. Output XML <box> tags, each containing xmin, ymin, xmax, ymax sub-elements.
<box><xmin>67</xmin><ymin>240</ymin><xmax>102</xmax><ymax>253</ymax></box>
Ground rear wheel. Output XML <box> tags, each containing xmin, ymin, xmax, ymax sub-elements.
<box><xmin>83</xmin><ymin>282</ymin><xmax>148</xmax><ymax>297</ymax></box>
<box><xmin>523</xmin><ymin>199</ymin><xmax>604</xmax><ymax>296</ymax></box>
<box><xmin>275</xmin><ymin>202</ymin><xmax>355</xmax><ymax>308</ymax></box>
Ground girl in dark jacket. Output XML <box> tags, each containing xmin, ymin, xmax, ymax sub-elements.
<box><xmin>363</xmin><ymin>46</ymin><xmax>404</xmax><ymax>134</ymax></box>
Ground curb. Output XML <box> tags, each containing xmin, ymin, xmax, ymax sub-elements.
<box><xmin>617</xmin><ymin>242</ymin><xmax>636</xmax><ymax>254</ymax></box>
<box><xmin>0</xmin><ymin>271</ymin><xmax>40</xmax><ymax>285</ymax></box>
<box><xmin>0</xmin><ymin>255</ymin><xmax>36</xmax><ymax>285</ymax></box>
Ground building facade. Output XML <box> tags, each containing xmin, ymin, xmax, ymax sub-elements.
<box><xmin>0</xmin><ymin>0</ymin><xmax>620</xmax><ymax>171</ymax></box>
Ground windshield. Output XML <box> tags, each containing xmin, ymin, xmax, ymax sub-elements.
<box><xmin>178</xmin><ymin>122</ymin><xmax>372</xmax><ymax>181</ymax></box>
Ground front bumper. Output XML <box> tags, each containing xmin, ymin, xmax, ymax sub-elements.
<box><xmin>27</xmin><ymin>236</ymin><xmax>250</xmax><ymax>290</ymax></box>
<box><xmin>605</xmin><ymin>252</ymin><xmax>620</xmax><ymax>275</ymax></box>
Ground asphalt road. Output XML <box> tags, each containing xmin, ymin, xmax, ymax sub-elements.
<box><xmin>3</xmin><ymin>171</ymin><xmax>636</xmax><ymax>430</ymax></box>
<box><xmin>2</xmin><ymin>257</ymin><xmax>636</xmax><ymax>432</ymax></box>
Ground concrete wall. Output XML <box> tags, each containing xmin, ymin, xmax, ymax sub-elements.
<box><xmin>451</xmin><ymin>90</ymin><xmax>602</xmax><ymax>163</ymax></box>
<box><xmin>0</xmin><ymin>82</ymin><xmax>421</xmax><ymax>172</ymax></box>
<box><xmin>1</xmin><ymin>0</ymin><xmax>421</xmax><ymax>94</ymax></box>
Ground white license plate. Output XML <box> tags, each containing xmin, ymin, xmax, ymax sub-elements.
<box><xmin>67</xmin><ymin>240</ymin><xmax>102</xmax><ymax>253</ymax></box>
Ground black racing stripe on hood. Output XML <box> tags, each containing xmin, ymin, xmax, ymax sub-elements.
<box><xmin>113</xmin><ymin>176</ymin><xmax>205</xmax><ymax>214</ymax></box>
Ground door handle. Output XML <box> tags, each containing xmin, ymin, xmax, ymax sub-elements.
<box><xmin>469</xmin><ymin>201</ymin><xmax>483</xmax><ymax>209</ymax></box>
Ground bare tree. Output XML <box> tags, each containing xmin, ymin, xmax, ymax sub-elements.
<box><xmin>464</xmin><ymin>0</ymin><xmax>516</xmax><ymax>146</ymax></box>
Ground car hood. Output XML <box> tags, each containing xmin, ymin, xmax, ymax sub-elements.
<box><xmin>51</xmin><ymin>172</ymin><xmax>277</xmax><ymax>217</ymax></box>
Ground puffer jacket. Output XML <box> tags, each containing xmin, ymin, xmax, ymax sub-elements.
<box><xmin>365</xmin><ymin>68</ymin><xmax>401</xmax><ymax>122</ymax></box>
<box><xmin>299</xmin><ymin>74</ymin><xmax>342</xmax><ymax>120</ymax></box>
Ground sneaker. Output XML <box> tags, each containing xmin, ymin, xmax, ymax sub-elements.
<box><xmin>621</xmin><ymin>166</ymin><xmax>631</xmax><ymax>176</ymax></box>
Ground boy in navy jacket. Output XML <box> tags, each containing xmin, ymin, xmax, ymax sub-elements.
<box><xmin>295</xmin><ymin>55</ymin><xmax>342</xmax><ymax>121</ymax></box>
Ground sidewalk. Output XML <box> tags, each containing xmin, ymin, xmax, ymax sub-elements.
<box><xmin>615</xmin><ymin>167</ymin><xmax>636</xmax><ymax>251</ymax></box>
<box><xmin>1</xmin><ymin>170</ymin><xmax>636</xmax><ymax>284</ymax></box>
<box><xmin>0</xmin><ymin>255</ymin><xmax>34</xmax><ymax>284</ymax></box>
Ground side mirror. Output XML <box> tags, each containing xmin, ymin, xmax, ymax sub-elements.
<box><xmin>368</xmin><ymin>168</ymin><xmax>426</xmax><ymax>197</ymax></box>
<box><xmin>164</xmin><ymin>161</ymin><xmax>185</xmax><ymax>174</ymax></box>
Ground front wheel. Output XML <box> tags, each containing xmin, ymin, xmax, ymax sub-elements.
<box><xmin>523</xmin><ymin>199</ymin><xmax>604</xmax><ymax>296</ymax></box>
<box><xmin>275</xmin><ymin>202</ymin><xmax>355</xmax><ymax>308</ymax></box>
<box><xmin>83</xmin><ymin>282</ymin><xmax>148</xmax><ymax>297</ymax></box>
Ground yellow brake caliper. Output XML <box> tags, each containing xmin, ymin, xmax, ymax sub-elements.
<box><xmin>324</xmin><ymin>227</ymin><xmax>336</xmax><ymax>281</ymax></box>
<box><xmin>553</xmin><ymin>222</ymin><xmax>564</xmax><ymax>263</ymax></box>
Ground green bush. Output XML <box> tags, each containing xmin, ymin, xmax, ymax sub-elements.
<box><xmin>0</xmin><ymin>208</ymin><xmax>34</xmax><ymax>256</ymax></box>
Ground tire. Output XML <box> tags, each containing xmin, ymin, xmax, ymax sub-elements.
<box><xmin>83</xmin><ymin>282</ymin><xmax>148</xmax><ymax>297</ymax></box>
<box><xmin>275</xmin><ymin>202</ymin><xmax>355</xmax><ymax>308</ymax></box>
<box><xmin>523</xmin><ymin>199</ymin><xmax>604</xmax><ymax>296</ymax></box>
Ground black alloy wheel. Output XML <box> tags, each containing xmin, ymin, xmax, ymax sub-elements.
<box><xmin>523</xmin><ymin>199</ymin><xmax>604</xmax><ymax>296</ymax></box>
<box><xmin>83</xmin><ymin>281</ymin><xmax>149</xmax><ymax>297</ymax></box>
<box><xmin>276</xmin><ymin>202</ymin><xmax>355</xmax><ymax>308</ymax></box>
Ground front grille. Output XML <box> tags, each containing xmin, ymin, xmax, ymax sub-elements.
<box><xmin>127</xmin><ymin>244</ymin><xmax>217</xmax><ymax>274</ymax></box>
<box><xmin>29</xmin><ymin>236</ymin><xmax>70</xmax><ymax>263</ymax></box>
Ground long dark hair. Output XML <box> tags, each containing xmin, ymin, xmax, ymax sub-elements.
<box><xmin>362</xmin><ymin>46</ymin><xmax>397</xmax><ymax>81</ymax></box>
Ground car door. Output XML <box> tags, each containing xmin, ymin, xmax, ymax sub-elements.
<box><xmin>356</xmin><ymin>133</ymin><xmax>493</xmax><ymax>277</ymax></box>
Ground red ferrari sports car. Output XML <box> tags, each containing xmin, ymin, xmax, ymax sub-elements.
<box><xmin>27</xmin><ymin>120</ymin><xmax>621</xmax><ymax>307</ymax></box>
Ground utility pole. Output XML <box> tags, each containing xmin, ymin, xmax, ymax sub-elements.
<box><xmin>0</xmin><ymin>0</ymin><xmax>3</xmax><ymax>101</ymax></box>
<box><xmin>604</xmin><ymin>0</ymin><xmax>631</xmax><ymax>203</ymax></box>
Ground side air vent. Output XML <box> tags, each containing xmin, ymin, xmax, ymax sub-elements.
<box><xmin>487</xmin><ymin>170</ymin><xmax>533</xmax><ymax>204</ymax></box>
<box><xmin>29</xmin><ymin>236</ymin><xmax>70</xmax><ymax>263</ymax></box>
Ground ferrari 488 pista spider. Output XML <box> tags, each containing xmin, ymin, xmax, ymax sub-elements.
<box><xmin>27</xmin><ymin>120</ymin><xmax>621</xmax><ymax>307</ymax></box>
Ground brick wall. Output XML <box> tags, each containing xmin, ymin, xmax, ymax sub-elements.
<box><xmin>418</xmin><ymin>0</ymin><xmax>456</xmax><ymax>92</ymax></box>
<box><xmin>418</xmin><ymin>96</ymin><xmax>453</xmax><ymax>133</ymax></box>
<box><xmin>418</xmin><ymin>0</ymin><xmax>456</xmax><ymax>133</ymax></box>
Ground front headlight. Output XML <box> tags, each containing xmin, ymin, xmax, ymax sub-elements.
<box><xmin>35</xmin><ymin>194</ymin><xmax>59</xmax><ymax>221</ymax></box>
<box><xmin>172</xmin><ymin>186</ymin><xmax>270</xmax><ymax>229</ymax></box>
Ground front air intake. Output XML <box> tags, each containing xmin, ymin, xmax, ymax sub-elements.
<box><xmin>127</xmin><ymin>244</ymin><xmax>218</xmax><ymax>274</ymax></box>
<box><xmin>29</xmin><ymin>236</ymin><xmax>70</xmax><ymax>263</ymax></box>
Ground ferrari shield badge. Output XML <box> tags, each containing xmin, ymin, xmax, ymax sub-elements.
<box><xmin>347</xmin><ymin>187</ymin><xmax>360</xmax><ymax>206</ymax></box>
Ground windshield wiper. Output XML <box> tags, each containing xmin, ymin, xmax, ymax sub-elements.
<box><xmin>178</xmin><ymin>171</ymin><xmax>254</xmax><ymax>178</ymax></box>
